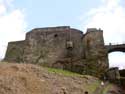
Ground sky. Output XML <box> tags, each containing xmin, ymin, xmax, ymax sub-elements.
<box><xmin>0</xmin><ymin>0</ymin><xmax>125</xmax><ymax>69</ymax></box>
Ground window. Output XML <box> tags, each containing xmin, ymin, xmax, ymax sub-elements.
<box><xmin>54</xmin><ymin>34</ymin><xmax>58</xmax><ymax>38</ymax></box>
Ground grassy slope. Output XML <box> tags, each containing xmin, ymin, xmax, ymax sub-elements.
<box><xmin>0</xmin><ymin>62</ymin><xmax>114</xmax><ymax>94</ymax></box>
<box><xmin>45</xmin><ymin>67</ymin><xmax>101</xmax><ymax>94</ymax></box>
<box><xmin>44</xmin><ymin>67</ymin><xmax>115</xmax><ymax>94</ymax></box>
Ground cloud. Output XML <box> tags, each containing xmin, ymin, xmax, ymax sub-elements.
<box><xmin>0</xmin><ymin>4</ymin><xmax>6</xmax><ymax>14</ymax></box>
<box><xmin>82</xmin><ymin>0</ymin><xmax>125</xmax><ymax>44</ymax></box>
<box><xmin>109</xmin><ymin>52</ymin><xmax>125</xmax><ymax>69</ymax></box>
<box><xmin>81</xmin><ymin>0</ymin><xmax>125</xmax><ymax>69</ymax></box>
<box><xmin>0</xmin><ymin>0</ymin><xmax>27</xmax><ymax>59</ymax></box>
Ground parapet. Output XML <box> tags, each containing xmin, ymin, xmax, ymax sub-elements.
<box><xmin>25</xmin><ymin>26</ymin><xmax>83</xmax><ymax>40</ymax></box>
<box><xmin>87</xmin><ymin>28</ymin><xmax>103</xmax><ymax>32</ymax></box>
<box><xmin>29</xmin><ymin>26</ymin><xmax>70</xmax><ymax>33</ymax></box>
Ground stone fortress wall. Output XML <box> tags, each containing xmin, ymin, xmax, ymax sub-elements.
<box><xmin>4</xmin><ymin>26</ymin><xmax>109</xmax><ymax>77</ymax></box>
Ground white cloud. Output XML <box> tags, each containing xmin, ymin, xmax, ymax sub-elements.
<box><xmin>0</xmin><ymin>0</ymin><xmax>27</xmax><ymax>59</ymax></box>
<box><xmin>82</xmin><ymin>0</ymin><xmax>125</xmax><ymax>44</ymax></box>
<box><xmin>0</xmin><ymin>4</ymin><xmax>6</xmax><ymax>15</ymax></box>
<box><xmin>81</xmin><ymin>0</ymin><xmax>125</xmax><ymax>69</ymax></box>
<box><xmin>109</xmin><ymin>52</ymin><xmax>125</xmax><ymax>69</ymax></box>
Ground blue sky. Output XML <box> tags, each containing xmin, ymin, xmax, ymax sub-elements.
<box><xmin>13</xmin><ymin>0</ymin><xmax>101</xmax><ymax>31</ymax></box>
<box><xmin>0</xmin><ymin>0</ymin><xmax>125</xmax><ymax>69</ymax></box>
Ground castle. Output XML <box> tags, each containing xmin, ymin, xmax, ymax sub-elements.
<box><xmin>4</xmin><ymin>26</ymin><xmax>109</xmax><ymax>77</ymax></box>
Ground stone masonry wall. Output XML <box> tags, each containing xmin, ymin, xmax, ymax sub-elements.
<box><xmin>23</xmin><ymin>27</ymin><xmax>83</xmax><ymax>67</ymax></box>
<box><xmin>82</xmin><ymin>28</ymin><xmax>109</xmax><ymax>77</ymax></box>
<box><xmin>4</xmin><ymin>41</ymin><xmax>26</xmax><ymax>62</ymax></box>
<box><xmin>4</xmin><ymin>26</ymin><xmax>109</xmax><ymax>77</ymax></box>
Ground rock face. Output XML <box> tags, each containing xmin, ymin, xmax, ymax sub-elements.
<box><xmin>4</xmin><ymin>26</ymin><xmax>109</xmax><ymax>77</ymax></box>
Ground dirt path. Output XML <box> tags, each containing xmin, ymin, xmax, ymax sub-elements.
<box><xmin>93</xmin><ymin>81</ymin><xmax>125</xmax><ymax>94</ymax></box>
<box><xmin>93</xmin><ymin>82</ymin><xmax>109</xmax><ymax>94</ymax></box>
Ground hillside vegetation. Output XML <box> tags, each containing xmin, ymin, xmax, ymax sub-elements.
<box><xmin>0</xmin><ymin>62</ymin><xmax>123</xmax><ymax>94</ymax></box>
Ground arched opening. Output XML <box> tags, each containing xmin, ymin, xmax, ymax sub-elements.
<box><xmin>108</xmin><ymin>52</ymin><xmax>125</xmax><ymax>69</ymax></box>
<box><xmin>107</xmin><ymin>45</ymin><xmax>125</xmax><ymax>89</ymax></box>
<box><xmin>108</xmin><ymin>51</ymin><xmax>125</xmax><ymax>90</ymax></box>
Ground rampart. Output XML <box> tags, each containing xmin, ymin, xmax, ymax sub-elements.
<box><xmin>4</xmin><ymin>26</ymin><xmax>109</xmax><ymax>77</ymax></box>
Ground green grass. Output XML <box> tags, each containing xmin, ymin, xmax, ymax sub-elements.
<box><xmin>85</xmin><ymin>80</ymin><xmax>101</xmax><ymax>94</ymax></box>
<box><xmin>45</xmin><ymin>67</ymin><xmax>83</xmax><ymax>77</ymax></box>
<box><xmin>102</xmin><ymin>84</ymin><xmax>112</xmax><ymax>94</ymax></box>
<box><xmin>45</xmin><ymin>67</ymin><xmax>102</xmax><ymax>94</ymax></box>
<box><xmin>0</xmin><ymin>61</ymin><xmax>7</xmax><ymax>63</ymax></box>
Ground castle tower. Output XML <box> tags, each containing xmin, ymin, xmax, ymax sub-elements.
<box><xmin>83</xmin><ymin>28</ymin><xmax>109</xmax><ymax>77</ymax></box>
